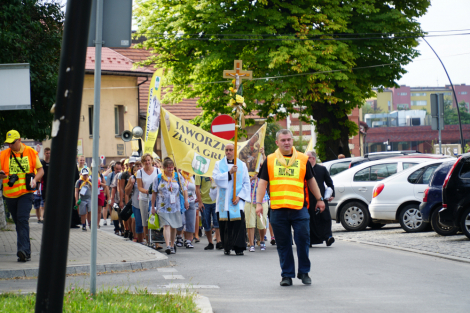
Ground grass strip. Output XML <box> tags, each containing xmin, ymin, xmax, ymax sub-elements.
<box><xmin>0</xmin><ymin>287</ymin><xmax>199</xmax><ymax>312</ymax></box>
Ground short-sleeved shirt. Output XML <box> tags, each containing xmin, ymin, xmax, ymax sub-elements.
<box><xmin>136</xmin><ymin>167</ymin><xmax>160</xmax><ymax>201</ymax></box>
<box><xmin>109</xmin><ymin>171</ymin><xmax>120</xmax><ymax>203</ymax></box>
<box><xmin>152</xmin><ymin>174</ymin><xmax>187</xmax><ymax>214</ymax></box>
<box><xmin>195</xmin><ymin>176</ymin><xmax>216</xmax><ymax>204</ymax></box>
<box><xmin>258</xmin><ymin>154</ymin><xmax>314</xmax><ymax>208</ymax></box>
<box><xmin>0</xmin><ymin>144</ymin><xmax>42</xmax><ymax>173</ymax></box>
<box><xmin>75</xmin><ymin>179</ymin><xmax>92</xmax><ymax>200</ymax></box>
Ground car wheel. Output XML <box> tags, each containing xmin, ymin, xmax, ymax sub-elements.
<box><xmin>431</xmin><ymin>208</ymin><xmax>458</xmax><ymax>236</ymax></box>
<box><xmin>369</xmin><ymin>222</ymin><xmax>386</xmax><ymax>229</ymax></box>
<box><xmin>399</xmin><ymin>204</ymin><xmax>428</xmax><ymax>233</ymax></box>
<box><xmin>459</xmin><ymin>207</ymin><xmax>470</xmax><ymax>239</ymax></box>
<box><xmin>340</xmin><ymin>202</ymin><xmax>370</xmax><ymax>231</ymax></box>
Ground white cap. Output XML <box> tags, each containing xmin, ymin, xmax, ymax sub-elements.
<box><xmin>129</xmin><ymin>156</ymin><xmax>136</xmax><ymax>163</ymax></box>
<box><xmin>81</xmin><ymin>168</ymin><xmax>89</xmax><ymax>175</ymax></box>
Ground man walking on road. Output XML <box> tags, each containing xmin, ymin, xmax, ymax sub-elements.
<box><xmin>256</xmin><ymin>129</ymin><xmax>325</xmax><ymax>286</ymax></box>
<box><xmin>306</xmin><ymin>151</ymin><xmax>335</xmax><ymax>247</ymax></box>
<box><xmin>0</xmin><ymin>130</ymin><xmax>44</xmax><ymax>262</ymax></box>
<box><xmin>213</xmin><ymin>143</ymin><xmax>250</xmax><ymax>255</ymax></box>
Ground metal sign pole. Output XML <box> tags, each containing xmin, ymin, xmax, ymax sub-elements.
<box><xmin>90</xmin><ymin>0</ymin><xmax>103</xmax><ymax>295</ymax></box>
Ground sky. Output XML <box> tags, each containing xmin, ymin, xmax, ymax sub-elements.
<box><xmin>396</xmin><ymin>0</ymin><xmax>470</xmax><ymax>87</ymax></box>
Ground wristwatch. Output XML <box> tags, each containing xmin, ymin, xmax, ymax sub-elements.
<box><xmin>316</xmin><ymin>196</ymin><xmax>324</xmax><ymax>201</ymax></box>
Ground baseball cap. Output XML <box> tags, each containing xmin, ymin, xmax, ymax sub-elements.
<box><xmin>81</xmin><ymin>168</ymin><xmax>89</xmax><ymax>175</ymax></box>
<box><xmin>129</xmin><ymin>156</ymin><xmax>136</xmax><ymax>163</ymax></box>
<box><xmin>5</xmin><ymin>130</ymin><xmax>20</xmax><ymax>144</ymax></box>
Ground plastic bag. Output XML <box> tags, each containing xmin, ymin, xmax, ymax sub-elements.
<box><xmin>148</xmin><ymin>213</ymin><xmax>160</xmax><ymax>230</ymax></box>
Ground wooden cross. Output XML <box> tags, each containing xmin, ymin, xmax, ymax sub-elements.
<box><xmin>223</xmin><ymin>60</ymin><xmax>253</xmax><ymax>202</ymax></box>
<box><xmin>223</xmin><ymin>60</ymin><xmax>253</xmax><ymax>91</ymax></box>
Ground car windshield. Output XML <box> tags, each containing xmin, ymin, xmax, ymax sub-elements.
<box><xmin>330</xmin><ymin>162</ymin><xmax>350</xmax><ymax>176</ymax></box>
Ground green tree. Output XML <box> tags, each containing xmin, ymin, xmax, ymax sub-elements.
<box><xmin>264</xmin><ymin>122</ymin><xmax>281</xmax><ymax>155</ymax></box>
<box><xmin>135</xmin><ymin>0</ymin><xmax>429</xmax><ymax>161</ymax></box>
<box><xmin>444</xmin><ymin>99</ymin><xmax>470</xmax><ymax>125</ymax></box>
<box><xmin>362</xmin><ymin>103</ymin><xmax>383</xmax><ymax>120</ymax></box>
<box><xmin>0</xmin><ymin>0</ymin><xmax>64</xmax><ymax>143</ymax></box>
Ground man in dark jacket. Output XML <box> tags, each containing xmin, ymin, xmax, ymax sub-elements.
<box><xmin>306</xmin><ymin>151</ymin><xmax>335</xmax><ymax>246</ymax></box>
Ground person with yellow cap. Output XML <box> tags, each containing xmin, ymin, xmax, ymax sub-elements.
<box><xmin>0</xmin><ymin>130</ymin><xmax>44</xmax><ymax>262</ymax></box>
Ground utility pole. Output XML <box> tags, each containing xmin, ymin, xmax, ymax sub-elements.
<box><xmin>35</xmin><ymin>0</ymin><xmax>93</xmax><ymax>312</ymax></box>
<box><xmin>90</xmin><ymin>0</ymin><xmax>104</xmax><ymax>294</ymax></box>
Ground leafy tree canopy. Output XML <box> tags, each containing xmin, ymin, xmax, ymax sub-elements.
<box><xmin>0</xmin><ymin>0</ymin><xmax>64</xmax><ymax>144</ymax></box>
<box><xmin>444</xmin><ymin>100</ymin><xmax>470</xmax><ymax>125</ymax></box>
<box><xmin>135</xmin><ymin>0</ymin><xmax>430</xmax><ymax>161</ymax></box>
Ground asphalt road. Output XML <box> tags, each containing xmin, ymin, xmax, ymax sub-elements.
<box><xmin>1</xmin><ymin>232</ymin><xmax>469</xmax><ymax>313</ymax></box>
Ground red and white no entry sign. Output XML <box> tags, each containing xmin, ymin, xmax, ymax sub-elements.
<box><xmin>211</xmin><ymin>115</ymin><xmax>236</xmax><ymax>140</ymax></box>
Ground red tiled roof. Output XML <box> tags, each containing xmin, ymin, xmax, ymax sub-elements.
<box><xmin>85</xmin><ymin>47</ymin><xmax>153</xmax><ymax>73</ymax></box>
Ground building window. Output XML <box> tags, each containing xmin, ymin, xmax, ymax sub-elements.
<box><xmin>88</xmin><ymin>106</ymin><xmax>93</xmax><ymax>136</ymax></box>
<box><xmin>411</xmin><ymin>93</ymin><xmax>426</xmax><ymax>97</ymax></box>
<box><xmin>411</xmin><ymin>100</ymin><xmax>427</xmax><ymax>106</ymax></box>
<box><xmin>397</xmin><ymin>104</ymin><xmax>409</xmax><ymax>110</ymax></box>
<box><xmin>461</xmin><ymin>91</ymin><xmax>467</xmax><ymax>95</ymax></box>
<box><xmin>114</xmin><ymin>105</ymin><xmax>124</xmax><ymax>136</ymax></box>
<box><xmin>444</xmin><ymin>92</ymin><xmax>452</xmax><ymax>96</ymax></box>
<box><xmin>399</xmin><ymin>92</ymin><xmax>408</xmax><ymax>96</ymax></box>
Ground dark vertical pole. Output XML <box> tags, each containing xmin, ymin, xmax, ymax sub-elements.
<box><xmin>422</xmin><ymin>37</ymin><xmax>465</xmax><ymax>152</ymax></box>
<box><xmin>35</xmin><ymin>0</ymin><xmax>93</xmax><ymax>312</ymax></box>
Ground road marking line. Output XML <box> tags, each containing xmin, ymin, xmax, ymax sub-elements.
<box><xmin>157</xmin><ymin>268</ymin><xmax>178</xmax><ymax>272</ymax></box>
<box><xmin>165</xmin><ymin>283</ymin><xmax>220</xmax><ymax>289</ymax></box>
<box><xmin>163</xmin><ymin>275</ymin><xmax>185</xmax><ymax>280</ymax></box>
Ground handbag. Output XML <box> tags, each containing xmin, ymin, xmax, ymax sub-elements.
<box><xmin>119</xmin><ymin>200</ymin><xmax>133</xmax><ymax>221</ymax></box>
<box><xmin>11</xmin><ymin>152</ymin><xmax>36</xmax><ymax>191</ymax></box>
<box><xmin>110</xmin><ymin>208</ymin><xmax>119</xmax><ymax>221</ymax></box>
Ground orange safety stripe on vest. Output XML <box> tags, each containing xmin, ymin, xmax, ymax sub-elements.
<box><xmin>0</xmin><ymin>144</ymin><xmax>38</xmax><ymax>198</ymax></box>
<box><xmin>267</xmin><ymin>152</ymin><xmax>308</xmax><ymax>210</ymax></box>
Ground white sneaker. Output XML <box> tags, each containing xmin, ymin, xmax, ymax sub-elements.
<box><xmin>249</xmin><ymin>246</ymin><xmax>255</xmax><ymax>252</ymax></box>
<box><xmin>170</xmin><ymin>247</ymin><xmax>176</xmax><ymax>254</ymax></box>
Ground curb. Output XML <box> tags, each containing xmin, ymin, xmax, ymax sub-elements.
<box><xmin>339</xmin><ymin>237</ymin><xmax>470</xmax><ymax>264</ymax></box>
<box><xmin>0</xmin><ymin>230</ymin><xmax>169</xmax><ymax>279</ymax></box>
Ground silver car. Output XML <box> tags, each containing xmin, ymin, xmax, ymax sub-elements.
<box><xmin>330</xmin><ymin>156</ymin><xmax>449</xmax><ymax>231</ymax></box>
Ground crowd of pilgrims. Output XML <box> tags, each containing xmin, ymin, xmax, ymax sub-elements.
<box><xmin>72</xmin><ymin>149</ymin><xmax>335</xmax><ymax>256</ymax></box>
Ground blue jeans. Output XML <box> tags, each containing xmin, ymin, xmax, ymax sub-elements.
<box><xmin>270</xmin><ymin>207</ymin><xmax>310</xmax><ymax>278</ymax></box>
<box><xmin>5</xmin><ymin>193</ymin><xmax>34</xmax><ymax>255</ymax></box>
<box><xmin>202</xmin><ymin>203</ymin><xmax>218</xmax><ymax>231</ymax></box>
<box><xmin>132</xmin><ymin>206</ymin><xmax>143</xmax><ymax>234</ymax></box>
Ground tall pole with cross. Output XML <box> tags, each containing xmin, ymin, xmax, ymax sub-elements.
<box><xmin>223</xmin><ymin>60</ymin><xmax>252</xmax><ymax>201</ymax></box>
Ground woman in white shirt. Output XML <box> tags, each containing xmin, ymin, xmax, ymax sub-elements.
<box><xmin>137</xmin><ymin>153</ymin><xmax>161</xmax><ymax>243</ymax></box>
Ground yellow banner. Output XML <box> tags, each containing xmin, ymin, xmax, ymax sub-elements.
<box><xmin>161</xmin><ymin>108</ymin><xmax>266</xmax><ymax>177</ymax></box>
<box><xmin>144</xmin><ymin>68</ymin><xmax>164</xmax><ymax>154</ymax></box>
<box><xmin>305</xmin><ymin>137</ymin><xmax>314</xmax><ymax>153</ymax></box>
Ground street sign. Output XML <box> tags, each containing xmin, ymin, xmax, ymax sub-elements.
<box><xmin>431</xmin><ymin>94</ymin><xmax>444</xmax><ymax>130</ymax></box>
<box><xmin>211</xmin><ymin>115</ymin><xmax>236</xmax><ymax>140</ymax></box>
<box><xmin>87</xmin><ymin>0</ymin><xmax>132</xmax><ymax>47</ymax></box>
<box><xmin>100</xmin><ymin>155</ymin><xmax>105</xmax><ymax>164</ymax></box>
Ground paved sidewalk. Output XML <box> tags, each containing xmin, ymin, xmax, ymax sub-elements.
<box><xmin>0</xmin><ymin>218</ymin><xmax>168</xmax><ymax>279</ymax></box>
<box><xmin>332</xmin><ymin>223</ymin><xmax>470</xmax><ymax>261</ymax></box>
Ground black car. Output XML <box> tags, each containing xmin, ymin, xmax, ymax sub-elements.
<box><xmin>349</xmin><ymin>151</ymin><xmax>421</xmax><ymax>168</ymax></box>
<box><xmin>419</xmin><ymin>159</ymin><xmax>458</xmax><ymax>236</ymax></box>
<box><xmin>440</xmin><ymin>152</ymin><xmax>470</xmax><ymax>239</ymax></box>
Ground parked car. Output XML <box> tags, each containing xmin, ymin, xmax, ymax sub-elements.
<box><xmin>440</xmin><ymin>153</ymin><xmax>470</xmax><ymax>239</ymax></box>
<box><xmin>322</xmin><ymin>151</ymin><xmax>422</xmax><ymax>177</ymax></box>
<box><xmin>419</xmin><ymin>160</ymin><xmax>459</xmax><ymax>236</ymax></box>
<box><xmin>322</xmin><ymin>158</ymin><xmax>353</xmax><ymax>176</ymax></box>
<box><xmin>330</xmin><ymin>156</ymin><xmax>446</xmax><ymax>231</ymax></box>
<box><xmin>369</xmin><ymin>159</ymin><xmax>451</xmax><ymax>233</ymax></box>
<box><xmin>349</xmin><ymin>151</ymin><xmax>421</xmax><ymax>168</ymax></box>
